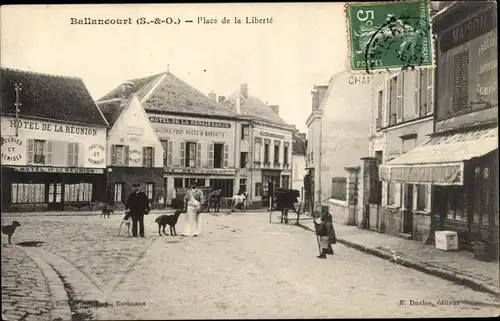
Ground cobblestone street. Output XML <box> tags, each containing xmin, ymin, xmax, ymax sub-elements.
<box><xmin>2</xmin><ymin>212</ymin><xmax>499</xmax><ymax>319</ymax></box>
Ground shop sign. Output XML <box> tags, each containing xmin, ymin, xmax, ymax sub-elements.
<box><xmin>1</xmin><ymin>137</ymin><xmax>23</xmax><ymax>162</ymax></box>
<box><xmin>164</xmin><ymin>168</ymin><xmax>236</xmax><ymax>176</ymax></box>
<box><xmin>10</xmin><ymin>166</ymin><xmax>104</xmax><ymax>174</ymax></box>
<box><xmin>8</xmin><ymin>119</ymin><xmax>99</xmax><ymax>136</ymax></box>
<box><xmin>259</xmin><ymin>131</ymin><xmax>285</xmax><ymax>140</ymax></box>
<box><xmin>88</xmin><ymin>144</ymin><xmax>105</xmax><ymax>165</ymax></box>
<box><xmin>477</xmin><ymin>35</ymin><xmax>498</xmax><ymax>98</ymax></box>
<box><xmin>155</xmin><ymin>127</ymin><xmax>226</xmax><ymax>138</ymax></box>
<box><xmin>149</xmin><ymin>116</ymin><xmax>232</xmax><ymax>128</ymax></box>
<box><xmin>129</xmin><ymin>149</ymin><xmax>142</xmax><ymax>164</ymax></box>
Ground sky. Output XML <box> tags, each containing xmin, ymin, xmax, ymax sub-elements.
<box><xmin>1</xmin><ymin>3</ymin><xmax>348</xmax><ymax>133</ymax></box>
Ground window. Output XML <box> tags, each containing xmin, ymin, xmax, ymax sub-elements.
<box><xmin>239</xmin><ymin>179</ymin><xmax>247</xmax><ymax>193</ymax></box>
<box><xmin>283</xmin><ymin>146</ymin><xmax>289</xmax><ymax>164</ymax></box>
<box><xmin>145</xmin><ymin>183</ymin><xmax>154</xmax><ymax>200</ymax></box>
<box><xmin>112</xmin><ymin>145</ymin><xmax>129</xmax><ymax>166</ymax></box>
<box><xmin>452</xmin><ymin>50</ymin><xmax>469</xmax><ymax>111</ymax></box>
<box><xmin>48</xmin><ymin>183</ymin><xmax>63</xmax><ymax>203</ymax></box>
<box><xmin>416</xmin><ymin>184</ymin><xmax>428</xmax><ymax>211</ymax></box>
<box><xmin>29</xmin><ymin>140</ymin><xmax>46</xmax><ymax>164</ymax></box>
<box><xmin>447</xmin><ymin>186</ymin><xmax>467</xmax><ymax>221</ymax></box>
<box><xmin>254</xmin><ymin>139</ymin><xmax>262</xmax><ymax>162</ymax></box>
<box><xmin>377</xmin><ymin>90</ymin><xmax>383</xmax><ymax>127</ymax></box>
<box><xmin>160</xmin><ymin>140</ymin><xmax>173</xmax><ymax>167</ymax></box>
<box><xmin>387</xmin><ymin>182</ymin><xmax>402</xmax><ymax>206</ymax></box>
<box><xmin>174</xmin><ymin>178</ymin><xmax>183</xmax><ymax>188</ymax></box>
<box><xmin>389</xmin><ymin>77</ymin><xmax>398</xmax><ymax>125</ymax></box>
<box><xmin>64</xmin><ymin>183</ymin><xmax>93</xmax><ymax>202</ymax></box>
<box><xmin>209</xmin><ymin>179</ymin><xmax>234</xmax><ymax>197</ymax></box>
<box><xmin>212</xmin><ymin>143</ymin><xmax>224</xmax><ymax>168</ymax></box>
<box><xmin>184</xmin><ymin>142</ymin><xmax>197</xmax><ymax>167</ymax></box>
<box><xmin>143</xmin><ymin>147</ymin><xmax>154</xmax><ymax>167</ymax></box>
<box><xmin>241</xmin><ymin>124</ymin><xmax>250</xmax><ymax>140</ymax></box>
<box><xmin>114</xmin><ymin>183</ymin><xmax>124</xmax><ymax>203</ymax></box>
<box><xmin>67</xmin><ymin>143</ymin><xmax>79</xmax><ymax>166</ymax></box>
<box><xmin>264</xmin><ymin>143</ymin><xmax>270</xmax><ymax>163</ymax></box>
<box><xmin>11</xmin><ymin>183</ymin><xmax>45</xmax><ymax>204</ymax></box>
<box><xmin>274</xmin><ymin>143</ymin><xmax>280</xmax><ymax>163</ymax></box>
<box><xmin>240</xmin><ymin>152</ymin><xmax>248</xmax><ymax>168</ymax></box>
<box><xmin>255</xmin><ymin>182</ymin><xmax>262</xmax><ymax>197</ymax></box>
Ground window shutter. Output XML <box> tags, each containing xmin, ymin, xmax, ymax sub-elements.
<box><xmin>46</xmin><ymin>141</ymin><xmax>54</xmax><ymax>165</ymax></box>
<box><xmin>124</xmin><ymin>145</ymin><xmax>130</xmax><ymax>166</ymax></box>
<box><xmin>426</xmin><ymin>68</ymin><xmax>434</xmax><ymax>115</ymax></box>
<box><xmin>414</xmin><ymin>71</ymin><xmax>420</xmax><ymax>116</ymax></box>
<box><xmin>143</xmin><ymin>146</ymin><xmax>147</xmax><ymax>167</ymax></box>
<box><xmin>452</xmin><ymin>53</ymin><xmax>462</xmax><ymax>111</ymax></box>
<box><xmin>384</xmin><ymin>79</ymin><xmax>391</xmax><ymax>126</ymax></box>
<box><xmin>27</xmin><ymin>140</ymin><xmax>35</xmax><ymax>164</ymax></box>
<box><xmin>180</xmin><ymin>142</ymin><xmax>185</xmax><ymax>167</ymax></box>
<box><xmin>396</xmin><ymin>74</ymin><xmax>404</xmax><ymax>122</ymax></box>
<box><xmin>223</xmin><ymin>144</ymin><xmax>229</xmax><ymax>168</ymax></box>
<box><xmin>67</xmin><ymin>142</ymin><xmax>74</xmax><ymax>166</ymax></box>
<box><xmin>208</xmin><ymin>143</ymin><xmax>214</xmax><ymax>168</ymax></box>
<box><xmin>167</xmin><ymin>141</ymin><xmax>173</xmax><ymax>166</ymax></box>
<box><xmin>151</xmin><ymin>147</ymin><xmax>155</xmax><ymax>167</ymax></box>
<box><xmin>111</xmin><ymin>144</ymin><xmax>116</xmax><ymax>165</ymax></box>
<box><xmin>460</xmin><ymin>50</ymin><xmax>469</xmax><ymax>110</ymax></box>
<box><xmin>196</xmin><ymin>142</ymin><xmax>202</xmax><ymax>167</ymax></box>
<box><xmin>74</xmin><ymin>143</ymin><xmax>79</xmax><ymax>167</ymax></box>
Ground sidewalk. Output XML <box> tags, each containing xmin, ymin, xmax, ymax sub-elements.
<box><xmin>297</xmin><ymin>220</ymin><xmax>500</xmax><ymax>297</ymax></box>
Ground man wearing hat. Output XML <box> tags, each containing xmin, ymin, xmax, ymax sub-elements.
<box><xmin>125</xmin><ymin>183</ymin><xmax>151</xmax><ymax>237</ymax></box>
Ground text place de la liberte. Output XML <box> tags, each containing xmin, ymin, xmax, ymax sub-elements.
<box><xmin>69</xmin><ymin>16</ymin><xmax>274</xmax><ymax>25</ymax></box>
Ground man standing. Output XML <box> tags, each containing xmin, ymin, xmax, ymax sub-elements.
<box><xmin>125</xmin><ymin>183</ymin><xmax>150</xmax><ymax>238</ymax></box>
<box><xmin>208</xmin><ymin>189</ymin><xmax>221</xmax><ymax>214</ymax></box>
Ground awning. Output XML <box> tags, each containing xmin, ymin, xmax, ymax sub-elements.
<box><xmin>379</xmin><ymin>127</ymin><xmax>498</xmax><ymax>185</ymax></box>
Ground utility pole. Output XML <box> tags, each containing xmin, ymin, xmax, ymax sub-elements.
<box><xmin>14</xmin><ymin>83</ymin><xmax>22</xmax><ymax>137</ymax></box>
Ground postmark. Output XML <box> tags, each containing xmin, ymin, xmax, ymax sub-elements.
<box><xmin>346</xmin><ymin>0</ymin><xmax>434</xmax><ymax>73</ymax></box>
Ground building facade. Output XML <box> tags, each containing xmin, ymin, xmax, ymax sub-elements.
<box><xmin>292</xmin><ymin>132</ymin><xmax>307</xmax><ymax>196</ymax></box>
<box><xmin>98</xmin><ymin>95</ymin><xmax>164</xmax><ymax>208</ymax></box>
<box><xmin>1</xmin><ymin>68</ymin><xmax>109</xmax><ymax>211</ymax></box>
<box><xmin>223</xmin><ymin>84</ymin><xmax>295</xmax><ymax>207</ymax></box>
<box><xmin>381</xmin><ymin>1</ymin><xmax>498</xmax><ymax>258</ymax></box>
<box><xmin>305</xmin><ymin>71</ymin><xmax>372</xmax><ymax>206</ymax></box>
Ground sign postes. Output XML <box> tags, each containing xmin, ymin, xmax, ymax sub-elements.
<box><xmin>88</xmin><ymin>144</ymin><xmax>105</xmax><ymax>165</ymax></box>
<box><xmin>9</xmin><ymin>166</ymin><xmax>104</xmax><ymax>174</ymax></box>
<box><xmin>1</xmin><ymin>137</ymin><xmax>23</xmax><ymax>162</ymax></box>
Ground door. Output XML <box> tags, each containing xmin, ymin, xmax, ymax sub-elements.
<box><xmin>403</xmin><ymin>184</ymin><xmax>414</xmax><ymax>236</ymax></box>
<box><xmin>47</xmin><ymin>182</ymin><xmax>64</xmax><ymax>210</ymax></box>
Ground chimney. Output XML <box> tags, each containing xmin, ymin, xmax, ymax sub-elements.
<box><xmin>311</xmin><ymin>84</ymin><xmax>328</xmax><ymax>111</ymax></box>
<box><xmin>269</xmin><ymin>104</ymin><xmax>280</xmax><ymax>115</ymax></box>
<box><xmin>208</xmin><ymin>92</ymin><xmax>217</xmax><ymax>101</ymax></box>
<box><xmin>218</xmin><ymin>96</ymin><xmax>225</xmax><ymax>103</ymax></box>
<box><xmin>241</xmin><ymin>83</ymin><xmax>248</xmax><ymax>99</ymax></box>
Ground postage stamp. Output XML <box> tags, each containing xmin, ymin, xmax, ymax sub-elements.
<box><xmin>346</xmin><ymin>0</ymin><xmax>434</xmax><ymax>73</ymax></box>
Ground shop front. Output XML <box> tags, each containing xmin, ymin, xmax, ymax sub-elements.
<box><xmin>261</xmin><ymin>169</ymin><xmax>281</xmax><ymax>204</ymax></box>
<box><xmin>1</xmin><ymin>165</ymin><xmax>105</xmax><ymax>212</ymax></box>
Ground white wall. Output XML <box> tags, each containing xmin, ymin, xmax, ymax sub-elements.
<box><xmin>292</xmin><ymin>153</ymin><xmax>306</xmax><ymax>196</ymax></box>
<box><xmin>107</xmin><ymin>95</ymin><xmax>163</xmax><ymax>168</ymax></box>
<box><xmin>1</xmin><ymin>116</ymin><xmax>107</xmax><ymax>168</ymax></box>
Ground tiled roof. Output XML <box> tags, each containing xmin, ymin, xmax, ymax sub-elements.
<box><xmin>222</xmin><ymin>92</ymin><xmax>289</xmax><ymax>126</ymax></box>
<box><xmin>0</xmin><ymin>68</ymin><xmax>108</xmax><ymax>127</ymax></box>
<box><xmin>144</xmin><ymin>72</ymin><xmax>238</xmax><ymax>118</ymax></box>
<box><xmin>96</xmin><ymin>99</ymin><xmax>124</xmax><ymax>126</ymax></box>
<box><xmin>96</xmin><ymin>71</ymin><xmax>237</xmax><ymax>118</ymax></box>
<box><xmin>292</xmin><ymin>133</ymin><xmax>307</xmax><ymax>155</ymax></box>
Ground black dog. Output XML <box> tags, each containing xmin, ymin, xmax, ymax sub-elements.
<box><xmin>2</xmin><ymin>221</ymin><xmax>21</xmax><ymax>244</ymax></box>
<box><xmin>101</xmin><ymin>205</ymin><xmax>114</xmax><ymax>218</ymax></box>
<box><xmin>155</xmin><ymin>210</ymin><xmax>183</xmax><ymax>236</ymax></box>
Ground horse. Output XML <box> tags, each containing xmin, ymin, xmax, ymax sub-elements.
<box><xmin>274</xmin><ymin>188</ymin><xmax>300</xmax><ymax>224</ymax></box>
<box><xmin>231</xmin><ymin>191</ymin><xmax>248</xmax><ymax>212</ymax></box>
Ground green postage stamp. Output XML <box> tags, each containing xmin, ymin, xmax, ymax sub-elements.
<box><xmin>346</xmin><ymin>0</ymin><xmax>434</xmax><ymax>73</ymax></box>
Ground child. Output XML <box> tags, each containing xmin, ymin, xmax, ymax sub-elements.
<box><xmin>314</xmin><ymin>210</ymin><xmax>336</xmax><ymax>259</ymax></box>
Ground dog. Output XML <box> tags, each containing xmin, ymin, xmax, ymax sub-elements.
<box><xmin>2</xmin><ymin>221</ymin><xmax>21</xmax><ymax>245</ymax></box>
<box><xmin>101</xmin><ymin>204</ymin><xmax>114</xmax><ymax>218</ymax></box>
<box><xmin>116</xmin><ymin>212</ymin><xmax>132</xmax><ymax>237</ymax></box>
<box><xmin>155</xmin><ymin>210</ymin><xmax>183</xmax><ymax>236</ymax></box>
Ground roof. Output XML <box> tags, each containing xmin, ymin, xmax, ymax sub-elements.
<box><xmin>0</xmin><ymin>68</ymin><xmax>108</xmax><ymax>127</ymax></box>
<box><xmin>96</xmin><ymin>99</ymin><xmax>124</xmax><ymax>126</ymax></box>
<box><xmin>222</xmin><ymin>92</ymin><xmax>289</xmax><ymax>126</ymax></box>
<box><xmin>292</xmin><ymin>133</ymin><xmax>307</xmax><ymax>155</ymax></box>
<box><xmin>96</xmin><ymin>71</ymin><xmax>238</xmax><ymax>119</ymax></box>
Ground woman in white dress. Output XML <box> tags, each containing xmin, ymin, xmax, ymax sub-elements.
<box><xmin>182</xmin><ymin>183</ymin><xmax>204</xmax><ymax>237</ymax></box>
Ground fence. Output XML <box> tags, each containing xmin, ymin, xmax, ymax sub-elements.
<box><xmin>331</xmin><ymin>177</ymin><xmax>347</xmax><ymax>201</ymax></box>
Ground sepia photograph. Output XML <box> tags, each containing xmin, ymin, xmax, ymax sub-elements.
<box><xmin>1</xmin><ymin>1</ymin><xmax>499</xmax><ymax>320</ymax></box>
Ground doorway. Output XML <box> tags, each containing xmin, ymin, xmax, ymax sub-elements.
<box><xmin>403</xmin><ymin>184</ymin><xmax>414</xmax><ymax>236</ymax></box>
<box><xmin>47</xmin><ymin>182</ymin><xmax>64</xmax><ymax>210</ymax></box>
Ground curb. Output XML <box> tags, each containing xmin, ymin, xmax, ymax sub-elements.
<box><xmin>296</xmin><ymin>223</ymin><xmax>500</xmax><ymax>297</ymax></box>
<box><xmin>19</xmin><ymin>246</ymin><xmax>73</xmax><ymax>321</ymax></box>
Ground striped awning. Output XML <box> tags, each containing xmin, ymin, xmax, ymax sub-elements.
<box><xmin>379</xmin><ymin>127</ymin><xmax>498</xmax><ymax>185</ymax></box>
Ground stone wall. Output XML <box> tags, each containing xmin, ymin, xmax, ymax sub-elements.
<box><xmin>325</xmin><ymin>199</ymin><xmax>350</xmax><ymax>225</ymax></box>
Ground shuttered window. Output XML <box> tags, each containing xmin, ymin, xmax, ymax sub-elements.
<box><xmin>180</xmin><ymin>142</ymin><xmax>185</xmax><ymax>167</ymax></box>
<box><xmin>223</xmin><ymin>144</ymin><xmax>229</xmax><ymax>168</ymax></box>
<box><xmin>196</xmin><ymin>142</ymin><xmax>202</xmax><ymax>167</ymax></box>
<box><xmin>111</xmin><ymin>144</ymin><xmax>128</xmax><ymax>166</ymax></box>
<box><xmin>452</xmin><ymin>50</ymin><xmax>469</xmax><ymax>111</ymax></box>
<box><xmin>208</xmin><ymin>143</ymin><xmax>214</xmax><ymax>168</ymax></box>
<box><xmin>67</xmin><ymin>143</ymin><xmax>79</xmax><ymax>167</ymax></box>
<box><xmin>396</xmin><ymin>74</ymin><xmax>404</xmax><ymax>122</ymax></box>
<box><xmin>160</xmin><ymin>140</ymin><xmax>168</xmax><ymax>167</ymax></box>
<box><xmin>167</xmin><ymin>141</ymin><xmax>173</xmax><ymax>166</ymax></box>
<box><xmin>142</xmin><ymin>147</ymin><xmax>154</xmax><ymax>167</ymax></box>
